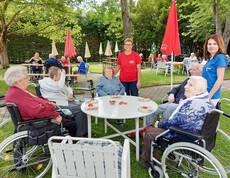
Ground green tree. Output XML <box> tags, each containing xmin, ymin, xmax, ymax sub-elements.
<box><xmin>0</xmin><ymin>0</ymin><xmax>82</xmax><ymax>69</ymax></box>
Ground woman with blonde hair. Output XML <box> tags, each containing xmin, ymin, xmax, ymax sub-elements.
<box><xmin>202</xmin><ymin>34</ymin><xmax>227</xmax><ymax>105</ymax></box>
<box><xmin>96</xmin><ymin>65</ymin><xmax>125</xmax><ymax>126</ymax></box>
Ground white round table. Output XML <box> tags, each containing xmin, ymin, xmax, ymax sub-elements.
<box><xmin>81</xmin><ymin>95</ymin><xmax>158</xmax><ymax>161</ymax></box>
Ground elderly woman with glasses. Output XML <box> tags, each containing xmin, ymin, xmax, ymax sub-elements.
<box><xmin>4</xmin><ymin>66</ymin><xmax>76</xmax><ymax>136</ymax></box>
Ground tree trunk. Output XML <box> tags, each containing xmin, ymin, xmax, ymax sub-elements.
<box><xmin>223</xmin><ymin>5</ymin><xmax>230</xmax><ymax>51</ymax></box>
<box><xmin>0</xmin><ymin>28</ymin><xmax>9</xmax><ymax>69</ymax></box>
<box><xmin>121</xmin><ymin>0</ymin><xmax>132</xmax><ymax>40</ymax></box>
<box><xmin>212</xmin><ymin>0</ymin><xmax>222</xmax><ymax>35</ymax></box>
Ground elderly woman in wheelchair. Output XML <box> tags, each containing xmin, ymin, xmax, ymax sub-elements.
<box><xmin>140</xmin><ymin>76</ymin><xmax>228</xmax><ymax>177</ymax></box>
<box><xmin>0</xmin><ymin>66</ymin><xmax>77</xmax><ymax>177</ymax></box>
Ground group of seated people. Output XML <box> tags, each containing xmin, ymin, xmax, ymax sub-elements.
<box><xmin>29</xmin><ymin>52</ymin><xmax>86</xmax><ymax>77</ymax></box>
<box><xmin>4</xmin><ymin>62</ymin><xmax>216</xmax><ymax>172</ymax></box>
<box><xmin>4</xmin><ymin>66</ymin><xmax>88</xmax><ymax>137</ymax></box>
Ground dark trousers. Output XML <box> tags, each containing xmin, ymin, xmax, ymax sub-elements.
<box><xmin>142</xmin><ymin>127</ymin><xmax>166</xmax><ymax>162</ymax></box>
<box><xmin>121</xmin><ymin>81</ymin><xmax>138</xmax><ymax>96</ymax></box>
<box><xmin>62</xmin><ymin>116</ymin><xmax>77</xmax><ymax>137</ymax></box>
<box><xmin>31</xmin><ymin>67</ymin><xmax>43</xmax><ymax>74</ymax></box>
<box><xmin>60</xmin><ymin>100</ymin><xmax>88</xmax><ymax>137</ymax></box>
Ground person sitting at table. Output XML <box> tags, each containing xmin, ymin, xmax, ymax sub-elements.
<box><xmin>4</xmin><ymin>66</ymin><xmax>77</xmax><ymax>137</ymax></box>
<box><xmin>140</xmin><ymin>76</ymin><xmax>215</xmax><ymax>168</ymax></box>
<box><xmin>58</xmin><ymin>56</ymin><xmax>69</xmax><ymax>74</ymax></box>
<box><xmin>44</xmin><ymin>54</ymin><xmax>62</xmax><ymax>73</ymax></box>
<box><xmin>96</xmin><ymin>65</ymin><xmax>126</xmax><ymax>126</ymax></box>
<box><xmin>190</xmin><ymin>52</ymin><xmax>198</xmax><ymax>62</ymax></box>
<box><xmin>182</xmin><ymin>54</ymin><xmax>190</xmax><ymax>75</ymax></box>
<box><xmin>39</xmin><ymin>66</ymin><xmax>88</xmax><ymax>137</ymax></box>
<box><xmin>160</xmin><ymin>55</ymin><xmax>169</xmax><ymax>62</ymax></box>
<box><xmin>73</xmin><ymin>56</ymin><xmax>86</xmax><ymax>83</ymax></box>
<box><xmin>146</xmin><ymin>63</ymin><xmax>203</xmax><ymax>127</ymax></box>
<box><xmin>29</xmin><ymin>52</ymin><xmax>43</xmax><ymax>78</ymax></box>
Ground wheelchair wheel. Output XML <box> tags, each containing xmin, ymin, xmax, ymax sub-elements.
<box><xmin>0</xmin><ymin>119</ymin><xmax>38</xmax><ymax>161</ymax></box>
<box><xmin>0</xmin><ymin>131</ymin><xmax>52</xmax><ymax>178</ymax></box>
<box><xmin>161</xmin><ymin>142</ymin><xmax>227</xmax><ymax>178</ymax></box>
<box><xmin>148</xmin><ymin>165</ymin><xmax>163</xmax><ymax>178</ymax></box>
<box><xmin>211</xmin><ymin>129</ymin><xmax>230</xmax><ymax>174</ymax></box>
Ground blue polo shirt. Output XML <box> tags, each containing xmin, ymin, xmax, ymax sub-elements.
<box><xmin>202</xmin><ymin>53</ymin><xmax>227</xmax><ymax>99</ymax></box>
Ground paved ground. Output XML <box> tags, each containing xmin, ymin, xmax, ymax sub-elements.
<box><xmin>81</xmin><ymin>71</ymin><xmax>230</xmax><ymax>101</ymax></box>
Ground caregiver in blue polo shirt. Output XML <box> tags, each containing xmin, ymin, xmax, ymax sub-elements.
<box><xmin>202</xmin><ymin>34</ymin><xmax>227</xmax><ymax>105</ymax></box>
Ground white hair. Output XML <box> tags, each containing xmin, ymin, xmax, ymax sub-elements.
<box><xmin>4</xmin><ymin>66</ymin><xmax>28</xmax><ymax>86</ymax></box>
<box><xmin>189</xmin><ymin>76</ymin><xmax>207</xmax><ymax>93</ymax></box>
<box><xmin>77</xmin><ymin>56</ymin><xmax>83</xmax><ymax>61</ymax></box>
<box><xmin>49</xmin><ymin>54</ymin><xmax>55</xmax><ymax>59</ymax></box>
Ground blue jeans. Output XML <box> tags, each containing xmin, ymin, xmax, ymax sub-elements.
<box><xmin>121</xmin><ymin>81</ymin><xmax>138</xmax><ymax>96</ymax></box>
<box><xmin>31</xmin><ymin>66</ymin><xmax>43</xmax><ymax>74</ymax></box>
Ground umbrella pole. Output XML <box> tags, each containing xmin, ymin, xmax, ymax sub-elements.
<box><xmin>171</xmin><ymin>52</ymin><xmax>173</xmax><ymax>89</ymax></box>
<box><xmin>68</xmin><ymin>57</ymin><xmax>71</xmax><ymax>81</ymax></box>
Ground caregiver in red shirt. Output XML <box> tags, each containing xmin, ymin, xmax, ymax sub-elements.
<box><xmin>114</xmin><ymin>38</ymin><xmax>142</xmax><ymax>96</ymax></box>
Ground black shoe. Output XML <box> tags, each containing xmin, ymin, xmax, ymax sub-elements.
<box><xmin>139</xmin><ymin>160</ymin><xmax>150</xmax><ymax>169</ymax></box>
<box><xmin>116</xmin><ymin>119</ymin><xmax>124</xmax><ymax>127</ymax></box>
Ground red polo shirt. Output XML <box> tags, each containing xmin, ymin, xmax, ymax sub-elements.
<box><xmin>117</xmin><ymin>51</ymin><xmax>142</xmax><ymax>82</ymax></box>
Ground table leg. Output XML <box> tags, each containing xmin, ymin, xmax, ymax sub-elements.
<box><xmin>104</xmin><ymin>118</ymin><xmax>107</xmax><ymax>133</ymax></box>
<box><xmin>135</xmin><ymin>117</ymin><xmax>139</xmax><ymax>161</ymax></box>
<box><xmin>87</xmin><ymin>115</ymin><xmax>91</xmax><ymax>138</ymax></box>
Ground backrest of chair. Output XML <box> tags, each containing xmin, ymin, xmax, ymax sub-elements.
<box><xmin>86</xmin><ymin>63</ymin><xmax>89</xmax><ymax>73</ymax></box>
<box><xmin>48</xmin><ymin>136</ymin><xmax>126</xmax><ymax>178</ymax></box>
<box><xmin>157</xmin><ymin>62</ymin><xmax>166</xmax><ymax>68</ymax></box>
<box><xmin>201</xmin><ymin>102</ymin><xmax>220</xmax><ymax>151</ymax></box>
<box><xmin>6</xmin><ymin>103</ymin><xmax>23</xmax><ymax>132</ymax></box>
<box><xmin>35</xmin><ymin>85</ymin><xmax>42</xmax><ymax>97</ymax></box>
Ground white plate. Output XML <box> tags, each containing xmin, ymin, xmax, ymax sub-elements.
<box><xmin>138</xmin><ymin>98</ymin><xmax>150</xmax><ymax>102</ymax></box>
<box><xmin>111</xmin><ymin>95</ymin><xmax>122</xmax><ymax>99</ymax></box>
<box><xmin>85</xmin><ymin>99</ymin><xmax>98</xmax><ymax>104</ymax></box>
<box><xmin>138</xmin><ymin>106</ymin><xmax>154</xmax><ymax>113</ymax></box>
<box><xmin>84</xmin><ymin>105</ymin><xmax>98</xmax><ymax>110</ymax></box>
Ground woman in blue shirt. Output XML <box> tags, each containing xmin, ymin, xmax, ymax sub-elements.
<box><xmin>77</xmin><ymin>56</ymin><xmax>86</xmax><ymax>74</ymax></box>
<box><xmin>202</xmin><ymin>34</ymin><xmax>227</xmax><ymax>105</ymax></box>
<box><xmin>96</xmin><ymin>65</ymin><xmax>125</xmax><ymax>126</ymax></box>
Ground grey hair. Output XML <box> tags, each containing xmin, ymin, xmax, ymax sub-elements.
<box><xmin>49</xmin><ymin>54</ymin><xmax>55</xmax><ymax>59</ymax></box>
<box><xmin>61</xmin><ymin>56</ymin><xmax>66</xmax><ymax>60</ymax></box>
<box><xmin>192</xmin><ymin>63</ymin><xmax>203</xmax><ymax>73</ymax></box>
<box><xmin>48</xmin><ymin>66</ymin><xmax>60</xmax><ymax>79</ymax></box>
<box><xmin>189</xmin><ymin>76</ymin><xmax>207</xmax><ymax>93</ymax></box>
<box><xmin>4</xmin><ymin>66</ymin><xmax>28</xmax><ymax>86</ymax></box>
<box><xmin>77</xmin><ymin>56</ymin><xmax>83</xmax><ymax>61</ymax></box>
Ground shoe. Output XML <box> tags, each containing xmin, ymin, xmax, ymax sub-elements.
<box><xmin>139</xmin><ymin>160</ymin><xmax>150</xmax><ymax>169</ymax></box>
<box><xmin>116</xmin><ymin>120</ymin><xmax>124</xmax><ymax>127</ymax></box>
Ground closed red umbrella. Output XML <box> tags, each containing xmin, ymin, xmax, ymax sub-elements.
<box><xmin>64</xmin><ymin>28</ymin><xmax>76</xmax><ymax>58</ymax></box>
<box><xmin>160</xmin><ymin>0</ymin><xmax>180</xmax><ymax>56</ymax></box>
<box><xmin>160</xmin><ymin>0</ymin><xmax>180</xmax><ymax>89</ymax></box>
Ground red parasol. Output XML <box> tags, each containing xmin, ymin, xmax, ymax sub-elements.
<box><xmin>160</xmin><ymin>0</ymin><xmax>180</xmax><ymax>56</ymax></box>
<box><xmin>64</xmin><ymin>28</ymin><xmax>76</xmax><ymax>58</ymax></box>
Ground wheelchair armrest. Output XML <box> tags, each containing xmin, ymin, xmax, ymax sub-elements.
<box><xmin>18</xmin><ymin>116</ymin><xmax>53</xmax><ymax>126</ymax></box>
<box><xmin>0</xmin><ymin>94</ymin><xmax>6</xmax><ymax>99</ymax></box>
<box><xmin>169</xmin><ymin>126</ymin><xmax>203</xmax><ymax>140</ymax></box>
<box><xmin>0</xmin><ymin>103</ymin><xmax>6</xmax><ymax>108</ymax></box>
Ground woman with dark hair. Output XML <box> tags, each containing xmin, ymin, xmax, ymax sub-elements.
<box><xmin>202</xmin><ymin>34</ymin><xmax>227</xmax><ymax>105</ymax></box>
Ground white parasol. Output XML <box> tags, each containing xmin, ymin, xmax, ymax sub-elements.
<box><xmin>105</xmin><ymin>40</ymin><xmax>112</xmax><ymax>57</ymax></box>
<box><xmin>99</xmin><ymin>42</ymin><xmax>103</xmax><ymax>65</ymax></box>
<box><xmin>52</xmin><ymin>40</ymin><xmax>59</xmax><ymax>56</ymax></box>
<box><xmin>84</xmin><ymin>42</ymin><xmax>91</xmax><ymax>64</ymax></box>
<box><xmin>114</xmin><ymin>41</ymin><xmax>119</xmax><ymax>58</ymax></box>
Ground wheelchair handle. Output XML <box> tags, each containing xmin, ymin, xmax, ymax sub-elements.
<box><xmin>0</xmin><ymin>103</ymin><xmax>6</xmax><ymax>108</ymax></box>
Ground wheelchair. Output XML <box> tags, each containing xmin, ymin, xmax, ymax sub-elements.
<box><xmin>147</xmin><ymin>98</ymin><xmax>230</xmax><ymax>178</ymax></box>
<box><xmin>0</xmin><ymin>102</ymin><xmax>65</xmax><ymax>178</ymax></box>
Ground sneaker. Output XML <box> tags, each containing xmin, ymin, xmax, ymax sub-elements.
<box><xmin>139</xmin><ymin>160</ymin><xmax>150</xmax><ymax>169</ymax></box>
<box><xmin>116</xmin><ymin>119</ymin><xmax>124</xmax><ymax>127</ymax></box>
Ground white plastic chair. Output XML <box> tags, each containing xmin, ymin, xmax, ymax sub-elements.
<box><xmin>48</xmin><ymin>136</ymin><xmax>130</xmax><ymax>178</ymax></box>
<box><xmin>155</xmin><ymin>61</ymin><xmax>169</xmax><ymax>76</ymax></box>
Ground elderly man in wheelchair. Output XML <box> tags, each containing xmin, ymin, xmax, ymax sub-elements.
<box><xmin>140</xmin><ymin>76</ymin><xmax>229</xmax><ymax>177</ymax></box>
<box><xmin>0</xmin><ymin>66</ymin><xmax>77</xmax><ymax>177</ymax></box>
